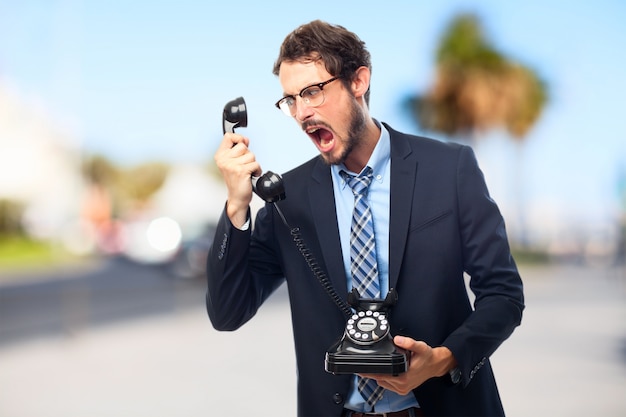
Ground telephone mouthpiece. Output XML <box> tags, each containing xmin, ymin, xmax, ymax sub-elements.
<box><xmin>252</xmin><ymin>171</ymin><xmax>286</xmax><ymax>203</ymax></box>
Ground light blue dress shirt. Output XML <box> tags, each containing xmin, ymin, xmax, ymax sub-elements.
<box><xmin>330</xmin><ymin>122</ymin><xmax>420</xmax><ymax>413</ymax></box>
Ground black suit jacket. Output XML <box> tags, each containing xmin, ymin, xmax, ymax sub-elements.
<box><xmin>207</xmin><ymin>123</ymin><xmax>524</xmax><ymax>416</ymax></box>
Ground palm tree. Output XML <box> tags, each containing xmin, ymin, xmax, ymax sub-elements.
<box><xmin>82</xmin><ymin>155</ymin><xmax>170</xmax><ymax>215</ymax></box>
<box><xmin>117</xmin><ymin>162</ymin><xmax>170</xmax><ymax>210</ymax></box>
<box><xmin>409</xmin><ymin>14</ymin><xmax>547</xmax><ymax>141</ymax></box>
<box><xmin>407</xmin><ymin>13</ymin><xmax>548</xmax><ymax>246</ymax></box>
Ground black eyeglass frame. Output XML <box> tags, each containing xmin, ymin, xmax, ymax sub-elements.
<box><xmin>274</xmin><ymin>77</ymin><xmax>341</xmax><ymax>115</ymax></box>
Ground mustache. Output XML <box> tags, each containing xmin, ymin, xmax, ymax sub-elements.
<box><xmin>301</xmin><ymin>120</ymin><xmax>332</xmax><ymax>131</ymax></box>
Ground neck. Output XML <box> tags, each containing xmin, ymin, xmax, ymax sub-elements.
<box><xmin>343</xmin><ymin>117</ymin><xmax>381</xmax><ymax>173</ymax></box>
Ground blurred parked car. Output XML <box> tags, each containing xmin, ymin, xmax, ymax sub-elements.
<box><xmin>167</xmin><ymin>223</ymin><xmax>216</xmax><ymax>279</ymax></box>
<box><xmin>120</xmin><ymin>215</ymin><xmax>183</xmax><ymax>264</ymax></box>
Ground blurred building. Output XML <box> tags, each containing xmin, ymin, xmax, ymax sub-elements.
<box><xmin>151</xmin><ymin>163</ymin><xmax>227</xmax><ymax>235</ymax></box>
<box><xmin>121</xmin><ymin>163</ymin><xmax>229</xmax><ymax>265</ymax></box>
<box><xmin>0</xmin><ymin>81</ymin><xmax>85</xmax><ymax>242</ymax></box>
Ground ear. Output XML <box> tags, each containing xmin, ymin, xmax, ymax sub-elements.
<box><xmin>351</xmin><ymin>66</ymin><xmax>371</xmax><ymax>99</ymax></box>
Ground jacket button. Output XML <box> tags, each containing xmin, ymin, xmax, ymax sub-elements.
<box><xmin>333</xmin><ymin>393</ymin><xmax>343</xmax><ymax>405</ymax></box>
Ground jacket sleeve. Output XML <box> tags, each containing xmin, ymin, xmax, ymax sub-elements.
<box><xmin>205</xmin><ymin>204</ymin><xmax>285</xmax><ymax>331</ymax></box>
<box><xmin>442</xmin><ymin>145</ymin><xmax>525</xmax><ymax>387</ymax></box>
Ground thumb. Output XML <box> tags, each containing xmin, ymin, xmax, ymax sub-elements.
<box><xmin>394</xmin><ymin>335</ymin><xmax>428</xmax><ymax>353</ymax></box>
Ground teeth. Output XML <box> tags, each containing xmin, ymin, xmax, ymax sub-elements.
<box><xmin>307</xmin><ymin>128</ymin><xmax>319</xmax><ymax>134</ymax></box>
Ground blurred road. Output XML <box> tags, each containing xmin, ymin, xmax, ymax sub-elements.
<box><xmin>0</xmin><ymin>257</ymin><xmax>206</xmax><ymax>347</ymax></box>
<box><xmin>0</xmin><ymin>260</ymin><xmax>624</xmax><ymax>416</ymax></box>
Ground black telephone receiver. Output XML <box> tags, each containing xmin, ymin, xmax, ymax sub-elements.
<box><xmin>222</xmin><ymin>97</ymin><xmax>286</xmax><ymax>203</ymax></box>
<box><xmin>324</xmin><ymin>288</ymin><xmax>410</xmax><ymax>375</ymax></box>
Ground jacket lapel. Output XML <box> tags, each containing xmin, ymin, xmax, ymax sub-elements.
<box><xmin>386</xmin><ymin>125</ymin><xmax>418</xmax><ymax>291</ymax></box>
<box><xmin>309</xmin><ymin>158</ymin><xmax>349</xmax><ymax>302</ymax></box>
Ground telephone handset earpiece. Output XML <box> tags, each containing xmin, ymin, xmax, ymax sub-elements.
<box><xmin>222</xmin><ymin>96</ymin><xmax>248</xmax><ymax>134</ymax></box>
<box><xmin>222</xmin><ymin>97</ymin><xmax>286</xmax><ymax>203</ymax></box>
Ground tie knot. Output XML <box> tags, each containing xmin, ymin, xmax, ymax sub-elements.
<box><xmin>341</xmin><ymin>167</ymin><xmax>374</xmax><ymax>196</ymax></box>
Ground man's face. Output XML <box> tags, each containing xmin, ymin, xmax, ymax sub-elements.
<box><xmin>278</xmin><ymin>61</ymin><xmax>366</xmax><ymax>166</ymax></box>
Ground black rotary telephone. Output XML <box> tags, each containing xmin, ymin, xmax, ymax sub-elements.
<box><xmin>325</xmin><ymin>289</ymin><xmax>410</xmax><ymax>375</ymax></box>
<box><xmin>221</xmin><ymin>97</ymin><xmax>409</xmax><ymax>375</ymax></box>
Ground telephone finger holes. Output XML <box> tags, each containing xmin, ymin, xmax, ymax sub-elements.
<box><xmin>346</xmin><ymin>311</ymin><xmax>390</xmax><ymax>344</ymax></box>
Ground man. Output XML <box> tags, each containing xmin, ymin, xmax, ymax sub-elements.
<box><xmin>207</xmin><ymin>20</ymin><xmax>524</xmax><ymax>417</ymax></box>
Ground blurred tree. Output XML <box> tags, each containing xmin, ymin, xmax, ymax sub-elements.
<box><xmin>0</xmin><ymin>199</ymin><xmax>25</xmax><ymax>237</ymax></box>
<box><xmin>82</xmin><ymin>155</ymin><xmax>121</xmax><ymax>220</ymax></box>
<box><xmin>81</xmin><ymin>155</ymin><xmax>169</xmax><ymax>215</ymax></box>
<box><xmin>408</xmin><ymin>14</ymin><xmax>547</xmax><ymax>141</ymax></box>
<box><xmin>117</xmin><ymin>162</ymin><xmax>170</xmax><ymax>209</ymax></box>
<box><xmin>407</xmin><ymin>13</ymin><xmax>548</xmax><ymax>247</ymax></box>
<box><xmin>82</xmin><ymin>155</ymin><xmax>118</xmax><ymax>187</ymax></box>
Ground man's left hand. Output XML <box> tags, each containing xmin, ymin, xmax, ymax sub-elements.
<box><xmin>359</xmin><ymin>336</ymin><xmax>457</xmax><ymax>395</ymax></box>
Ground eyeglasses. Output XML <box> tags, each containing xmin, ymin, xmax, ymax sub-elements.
<box><xmin>275</xmin><ymin>77</ymin><xmax>340</xmax><ymax>116</ymax></box>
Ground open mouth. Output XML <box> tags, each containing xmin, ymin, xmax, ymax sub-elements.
<box><xmin>305</xmin><ymin>125</ymin><xmax>335</xmax><ymax>153</ymax></box>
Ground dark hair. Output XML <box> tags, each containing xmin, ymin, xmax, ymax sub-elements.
<box><xmin>273</xmin><ymin>20</ymin><xmax>372</xmax><ymax>104</ymax></box>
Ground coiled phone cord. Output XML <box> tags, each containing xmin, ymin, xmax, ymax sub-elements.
<box><xmin>273</xmin><ymin>203</ymin><xmax>353</xmax><ymax>318</ymax></box>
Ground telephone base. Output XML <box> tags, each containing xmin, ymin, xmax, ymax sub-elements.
<box><xmin>325</xmin><ymin>346</ymin><xmax>410</xmax><ymax>376</ymax></box>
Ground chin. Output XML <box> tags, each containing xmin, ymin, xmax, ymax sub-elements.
<box><xmin>319</xmin><ymin>151</ymin><xmax>345</xmax><ymax>167</ymax></box>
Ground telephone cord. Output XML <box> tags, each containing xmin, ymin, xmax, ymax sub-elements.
<box><xmin>273</xmin><ymin>203</ymin><xmax>353</xmax><ymax>317</ymax></box>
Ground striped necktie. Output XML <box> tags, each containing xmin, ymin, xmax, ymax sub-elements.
<box><xmin>341</xmin><ymin>167</ymin><xmax>385</xmax><ymax>407</ymax></box>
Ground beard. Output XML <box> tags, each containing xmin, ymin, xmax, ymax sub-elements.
<box><xmin>320</xmin><ymin>98</ymin><xmax>367</xmax><ymax>166</ymax></box>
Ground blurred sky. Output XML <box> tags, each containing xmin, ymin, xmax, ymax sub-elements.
<box><xmin>1</xmin><ymin>0</ymin><xmax>625</xmax><ymax>234</ymax></box>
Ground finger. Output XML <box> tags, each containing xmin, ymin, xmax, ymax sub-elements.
<box><xmin>215</xmin><ymin>138</ymin><xmax>254</xmax><ymax>170</ymax></box>
<box><xmin>228</xmin><ymin>147</ymin><xmax>256</xmax><ymax>165</ymax></box>
<box><xmin>221</xmin><ymin>157</ymin><xmax>260</xmax><ymax>180</ymax></box>
<box><xmin>358</xmin><ymin>375</ymin><xmax>395</xmax><ymax>387</ymax></box>
<box><xmin>222</xmin><ymin>142</ymin><xmax>261</xmax><ymax>178</ymax></box>
<box><xmin>217</xmin><ymin>133</ymin><xmax>249</xmax><ymax>152</ymax></box>
<box><xmin>251</xmin><ymin>165</ymin><xmax>263</xmax><ymax>178</ymax></box>
<box><xmin>364</xmin><ymin>375</ymin><xmax>414</xmax><ymax>396</ymax></box>
<box><xmin>357</xmin><ymin>373</ymin><xmax>405</xmax><ymax>387</ymax></box>
<box><xmin>394</xmin><ymin>336</ymin><xmax>429</xmax><ymax>354</ymax></box>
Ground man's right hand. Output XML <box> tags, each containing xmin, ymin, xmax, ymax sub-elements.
<box><xmin>214</xmin><ymin>133</ymin><xmax>262</xmax><ymax>228</ymax></box>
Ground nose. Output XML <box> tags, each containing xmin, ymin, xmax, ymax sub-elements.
<box><xmin>294</xmin><ymin>96</ymin><xmax>315</xmax><ymax>122</ymax></box>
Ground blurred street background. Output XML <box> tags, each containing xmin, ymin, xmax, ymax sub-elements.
<box><xmin>1</xmin><ymin>0</ymin><xmax>625</xmax><ymax>416</ymax></box>
<box><xmin>0</xmin><ymin>262</ymin><xmax>624</xmax><ymax>416</ymax></box>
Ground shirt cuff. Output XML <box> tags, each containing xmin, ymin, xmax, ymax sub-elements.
<box><xmin>238</xmin><ymin>218</ymin><xmax>250</xmax><ymax>231</ymax></box>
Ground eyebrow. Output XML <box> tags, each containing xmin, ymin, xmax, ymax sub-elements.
<box><xmin>283</xmin><ymin>80</ymin><xmax>322</xmax><ymax>97</ymax></box>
